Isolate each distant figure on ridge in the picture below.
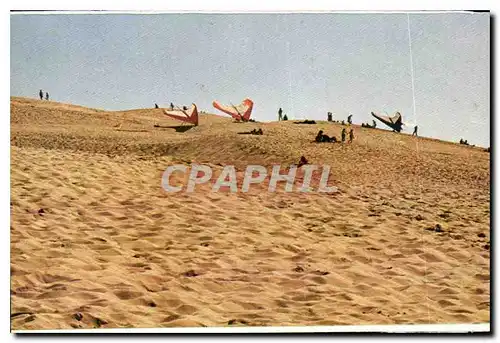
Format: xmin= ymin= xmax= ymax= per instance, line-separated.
xmin=347 ymin=114 xmax=352 ymax=125
xmin=349 ymin=128 xmax=354 ymax=143
xmin=155 ymin=103 xmax=159 ymax=109
xmin=341 ymin=128 xmax=346 ymax=143
xmin=327 ymin=112 xmax=333 ymax=122
xmin=170 ymin=102 xmax=174 ymax=110
xmin=372 ymin=120 xmax=377 ymax=128
xmin=39 ymin=89 xmax=43 ymax=100
xmin=45 ymin=92 xmax=49 ymax=101
xmin=412 ymin=125 xmax=418 ymax=136
xmin=278 ymin=108 xmax=283 ymax=121
xmin=283 ymin=114 xmax=288 ymax=121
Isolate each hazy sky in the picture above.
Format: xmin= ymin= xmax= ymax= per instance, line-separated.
xmin=11 ymin=12 xmax=490 ymax=147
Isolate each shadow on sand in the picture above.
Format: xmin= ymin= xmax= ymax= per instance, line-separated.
xmin=153 ymin=125 xmax=195 ymax=133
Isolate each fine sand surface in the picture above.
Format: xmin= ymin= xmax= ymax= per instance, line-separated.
xmin=11 ymin=97 xmax=490 ymax=330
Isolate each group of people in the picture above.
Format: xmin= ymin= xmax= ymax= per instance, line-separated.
xmin=249 ymin=128 xmax=263 ymax=135
xmin=38 ymin=89 xmax=49 ymax=101
xmin=459 ymin=138 xmax=470 ymax=145
xmin=238 ymin=128 xmax=263 ymax=135
xmin=315 ymin=127 xmax=354 ymax=144
xmin=278 ymin=108 xmax=288 ymax=121
xmin=327 ymin=112 xmax=353 ymax=125
xmin=361 ymin=120 xmax=377 ymax=128
xmin=154 ymin=102 xmax=178 ymax=110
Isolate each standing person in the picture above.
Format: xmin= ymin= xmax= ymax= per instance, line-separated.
xmin=278 ymin=108 xmax=283 ymax=121
xmin=412 ymin=125 xmax=418 ymax=136
xmin=45 ymin=92 xmax=49 ymax=101
xmin=349 ymin=128 xmax=354 ymax=143
xmin=347 ymin=114 xmax=352 ymax=125
xmin=327 ymin=112 xmax=332 ymax=122
xmin=341 ymin=128 xmax=346 ymax=143
xmin=155 ymin=103 xmax=159 ymax=109
xmin=170 ymin=102 xmax=174 ymax=110
xmin=39 ymin=89 xmax=43 ymax=100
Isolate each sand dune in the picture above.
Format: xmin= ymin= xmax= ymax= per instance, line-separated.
xmin=10 ymin=97 xmax=490 ymax=330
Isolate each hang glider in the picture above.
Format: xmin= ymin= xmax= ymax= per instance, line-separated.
xmin=371 ymin=111 xmax=403 ymax=132
xmin=163 ymin=103 xmax=199 ymax=126
xmin=212 ymin=98 xmax=254 ymax=122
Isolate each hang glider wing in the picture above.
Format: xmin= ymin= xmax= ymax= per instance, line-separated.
xmin=212 ymin=98 xmax=254 ymax=121
xmin=371 ymin=111 xmax=403 ymax=132
xmin=163 ymin=104 xmax=199 ymax=126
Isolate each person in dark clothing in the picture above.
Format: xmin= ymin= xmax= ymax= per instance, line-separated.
xmin=283 ymin=114 xmax=288 ymax=121
xmin=295 ymin=120 xmax=316 ymax=124
xmin=341 ymin=128 xmax=346 ymax=143
xmin=39 ymin=89 xmax=43 ymax=100
xmin=316 ymin=130 xmax=325 ymax=142
xmin=170 ymin=103 xmax=174 ymax=110
xmin=298 ymin=155 xmax=309 ymax=168
xmin=155 ymin=103 xmax=159 ymax=109
xmin=327 ymin=112 xmax=332 ymax=122
xmin=316 ymin=130 xmax=334 ymax=143
xmin=412 ymin=125 xmax=418 ymax=136
xmin=349 ymin=128 xmax=354 ymax=143
xmin=347 ymin=114 xmax=352 ymax=124
xmin=45 ymin=92 xmax=49 ymax=101
xmin=278 ymin=108 xmax=283 ymax=121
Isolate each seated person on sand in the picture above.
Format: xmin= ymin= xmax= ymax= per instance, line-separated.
xmin=241 ymin=128 xmax=263 ymax=135
xmin=315 ymin=130 xmax=336 ymax=143
xmin=295 ymin=119 xmax=317 ymax=124
xmin=298 ymin=155 xmax=309 ymax=167
xmin=315 ymin=130 xmax=325 ymax=142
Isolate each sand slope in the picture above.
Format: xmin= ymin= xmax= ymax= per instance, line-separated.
xmin=11 ymin=97 xmax=490 ymax=330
